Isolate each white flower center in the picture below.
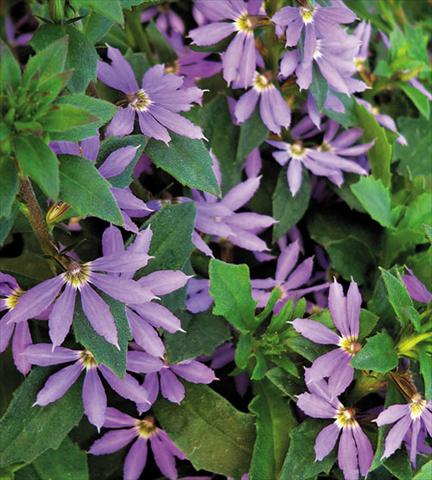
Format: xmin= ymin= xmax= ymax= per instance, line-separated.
xmin=300 ymin=7 xmax=315 ymax=24
xmin=290 ymin=142 xmax=306 ymax=159
xmin=335 ymin=406 xmax=358 ymax=429
xmin=135 ymin=417 xmax=157 ymax=438
xmin=129 ymin=89 xmax=152 ymax=112
xmin=339 ymin=336 xmax=362 ymax=356
xmin=409 ymin=394 xmax=427 ymax=420
xmin=234 ymin=11 xmax=253 ymax=34
xmin=64 ymin=262 xmax=90 ymax=289
xmin=253 ymin=73 xmax=273 ymax=92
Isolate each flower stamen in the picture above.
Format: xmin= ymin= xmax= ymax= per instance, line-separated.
xmin=135 ymin=416 xmax=157 ymax=438
xmin=128 ymin=89 xmax=152 ymax=112
xmin=64 ymin=261 xmax=90 ymax=289
xmin=335 ymin=406 xmax=358 ymax=429
xmin=339 ymin=337 xmax=362 ymax=356
xmin=80 ymin=350 xmax=98 ymax=370
xmin=409 ymin=394 xmax=427 ymax=420
xmin=5 ymin=287 xmax=24 ymax=310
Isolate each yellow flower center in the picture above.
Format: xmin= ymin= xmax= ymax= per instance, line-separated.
xmin=335 ymin=406 xmax=358 ymax=429
xmin=5 ymin=287 xmax=24 ymax=310
xmin=339 ymin=336 xmax=362 ymax=356
xmin=371 ymin=106 xmax=380 ymax=116
xmin=135 ymin=417 xmax=157 ymax=438
xmin=164 ymin=60 xmax=180 ymax=75
xmin=300 ymin=7 xmax=315 ymax=24
xmin=46 ymin=202 xmax=71 ymax=224
xmin=409 ymin=394 xmax=427 ymax=420
xmin=129 ymin=89 xmax=152 ymax=112
xmin=64 ymin=262 xmax=90 ymax=289
xmin=235 ymin=12 xmax=253 ymax=34
xmin=318 ymin=141 xmax=333 ymax=153
xmin=80 ymin=350 xmax=97 ymax=369
xmin=354 ymin=57 xmax=365 ymax=71
xmin=290 ymin=142 xmax=306 ymax=159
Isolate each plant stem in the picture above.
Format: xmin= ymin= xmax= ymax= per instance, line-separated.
xmin=18 ymin=178 xmax=61 ymax=261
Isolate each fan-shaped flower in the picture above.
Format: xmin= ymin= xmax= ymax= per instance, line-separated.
xmin=24 ymin=344 xmax=150 ymax=431
xmin=402 ymin=269 xmax=432 ymax=304
xmin=97 ymin=45 xmax=204 ymax=143
xmin=89 ymin=407 xmax=186 ymax=480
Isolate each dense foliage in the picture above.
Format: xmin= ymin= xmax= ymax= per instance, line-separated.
xmin=0 ymin=0 xmax=431 ymax=479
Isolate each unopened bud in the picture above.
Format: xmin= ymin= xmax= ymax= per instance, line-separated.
xmin=46 ymin=201 xmax=70 ymax=224
xmin=48 ymin=0 xmax=65 ymax=24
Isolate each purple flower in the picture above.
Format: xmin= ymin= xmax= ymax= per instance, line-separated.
xmin=126 ymin=348 xmax=216 ymax=409
xmin=0 ymin=273 xmax=32 ymax=375
xmin=352 ymin=21 xmax=372 ymax=65
xmin=292 ymin=279 xmax=363 ymax=398
xmin=375 ymin=394 xmax=432 ymax=466
xmin=235 ymin=72 xmax=291 ymax=133
xmin=252 ymin=239 xmax=329 ymax=310
xmin=141 ymin=5 xmax=185 ymax=36
xmin=186 ymin=278 xmax=212 ymax=313
xmin=4 ymin=228 xmax=155 ymax=349
xmin=5 ymin=14 xmax=33 ymax=47
xmin=272 ymin=0 xmax=356 ymax=48
xmin=89 ymin=407 xmax=186 ymax=480
xmin=97 ymin=46 xmax=204 ymax=143
xmin=24 ymin=344 xmax=150 ymax=430
xmin=267 ymin=117 xmax=370 ymax=195
xmin=402 ymin=269 xmax=432 ymax=304
xmin=51 ymin=135 xmax=151 ymax=232
xmin=189 ymin=0 xmax=264 ymax=88
xmin=297 ymin=375 xmax=373 ymax=480
xmin=101 ymin=225 xmax=190 ymax=358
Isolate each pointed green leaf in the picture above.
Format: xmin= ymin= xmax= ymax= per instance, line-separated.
xmin=40 ymin=104 xmax=98 ymax=133
xmin=0 ymin=40 xmax=21 ymax=90
xmin=209 ymin=259 xmax=257 ymax=333
xmin=351 ymin=332 xmax=399 ymax=373
xmin=59 ymin=155 xmax=123 ymax=224
xmin=0 ymin=158 xmax=18 ymax=218
xmin=400 ymin=83 xmax=430 ymax=120
xmin=71 ymin=0 xmax=124 ymax=26
xmin=15 ymin=136 xmax=59 ymax=199
xmin=146 ymin=134 xmax=220 ymax=195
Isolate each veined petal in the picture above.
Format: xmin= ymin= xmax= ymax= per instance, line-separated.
xmin=375 ymin=404 xmax=410 ymax=426
xmin=338 ymin=428 xmax=359 ymax=480
xmin=127 ymin=350 xmax=164 ymax=374
xmin=90 ymin=273 xmax=155 ymax=304
xmin=126 ymin=308 xmax=165 ymax=357
xmin=347 ymin=280 xmax=362 ymax=339
xmin=49 ymin=283 xmax=77 ymax=348
xmin=150 ymin=433 xmax=178 ymax=480
xmin=222 ymin=176 xmax=261 ymax=210
xmin=24 ymin=343 xmax=79 ymax=366
xmin=353 ymin=426 xmax=373 ymax=476
xmin=83 ymin=369 xmax=107 ymax=431
xmin=131 ymin=303 xmax=183 ymax=333
xmin=124 ymin=437 xmax=148 ymax=480
xmin=382 ymin=414 xmax=412 ymax=459
xmin=104 ymin=407 xmax=137 ymax=428
xmin=98 ymin=146 xmax=139 ymax=179
xmin=292 ymin=318 xmax=339 ymax=345
xmin=106 ymin=107 xmax=135 ymax=137
xmin=138 ymin=271 xmax=189 ymax=296
xmin=329 ymin=279 xmax=350 ymax=338
xmin=314 ymin=423 xmax=340 ymax=461
xmin=35 ymin=362 xmax=82 ymax=406
xmin=189 ymin=22 xmax=236 ymax=46
xmin=297 ymin=392 xmax=337 ymax=419
xmin=100 ymin=366 xmax=149 ymax=404
xmin=275 ymin=240 xmax=300 ymax=282
xmin=170 ymin=360 xmax=216 ymax=384
xmin=160 ymin=368 xmax=185 ymax=404
xmin=89 ymin=428 xmax=137 ymax=455
xmin=102 ymin=225 xmax=124 ymax=257
xmin=90 ymin=252 xmax=151 ymax=273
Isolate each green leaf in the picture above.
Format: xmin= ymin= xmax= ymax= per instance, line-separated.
xmin=381 ymin=268 xmax=420 ymax=331
xmin=40 ymin=104 xmax=97 ymax=133
xmin=351 ymin=176 xmax=393 ymax=228
xmin=279 ymin=419 xmax=336 ymax=480
xmin=265 ymin=367 xmax=304 ymax=401
xmin=0 ymin=40 xmax=21 ymax=91
xmin=154 ymin=384 xmax=256 ymax=478
xmin=272 ymin=169 xmax=310 ymax=241
xmin=359 ymin=309 xmax=379 ymax=340
xmin=236 ymin=108 xmax=268 ymax=164
xmin=96 ymin=135 xmax=147 ymax=188
xmin=31 ymin=24 xmax=98 ymax=93
xmin=165 ymin=311 xmax=231 ymax=363
xmin=136 ymin=203 xmax=196 ymax=276
xmin=355 ymin=103 xmax=392 ymax=187
xmin=0 ymin=158 xmax=18 ymax=218
xmin=71 ymin=0 xmax=124 ymax=26
xmin=383 ymin=450 xmax=413 ymax=480
xmin=0 ymin=204 xmax=18 ymax=247
xmin=235 ymin=333 xmax=253 ymax=369
xmin=59 ymin=155 xmax=123 ymax=225
xmin=351 ymin=332 xmax=399 ymax=373
xmin=400 ymin=83 xmax=430 ymax=120
xmin=23 ymin=36 xmax=69 ymax=85
xmin=395 ymin=117 xmax=432 ymax=177
xmin=200 ymin=96 xmax=240 ymax=192
xmin=251 ymin=350 xmax=268 ymax=380
xmin=413 ymin=460 xmax=432 ymax=480
xmin=18 ymin=436 xmax=89 ymax=480
xmin=146 ymin=133 xmax=219 ymax=195
xmin=249 ymin=380 xmax=296 ymax=480
xmin=83 ymin=12 xmax=114 ymax=44
xmin=15 ymin=136 xmax=59 ymax=199
xmin=73 ymin=293 xmax=131 ymax=378
xmin=146 ymin=21 xmax=177 ymax=63
xmin=51 ymin=95 xmax=117 ymax=141
xmin=0 ymin=368 xmax=83 ymax=468
xmin=286 ymin=335 xmax=328 ymax=363
xmin=209 ymin=259 xmax=257 ymax=333
xmin=419 ymin=346 xmax=432 ymax=400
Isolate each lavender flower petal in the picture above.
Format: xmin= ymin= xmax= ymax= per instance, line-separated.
xmin=160 ymin=368 xmax=185 ymax=403
xmin=83 ymin=368 xmax=107 ymax=431
xmin=89 ymin=428 xmax=137 ymax=455
xmin=292 ymin=319 xmax=340 ymax=345
xmin=124 ymin=437 xmax=148 ymax=480
xmin=314 ymin=423 xmax=340 ymax=460
xmin=35 ymin=362 xmax=83 ymax=406
xmin=49 ymin=283 xmax=77 ymax=348
xmin=24 ymin=343 xmax=79 ymax=366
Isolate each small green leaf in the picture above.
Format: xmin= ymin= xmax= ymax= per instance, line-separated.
xmin=272 ymin=169 xmax=310 ymax=241
xmin=15 ymin=136 xmax=59 ymax=199
xmin=351 ymin=332 xmax=399 ymax=373
xmin=310 ymin=64 xmax=328 ymax=111
xmin=165 ymin=311 xmax=231 ymax=363
xmin=359 ymin=309 xmax=379 ymax=340
xmin=73 ymin=294 xmax=131 ymax=378
xmin=209 ymin=259 xmax=257 ymax=333
xmin=381 ymin=268 xmax=420 ymax=331
xmin=154 ymin=384 xmax=256 ymax=478
xmin=59 ymin=155 xmax=123 ymax=225
xmin=383 ymin=450 xmax=413 ymax=480
xmin=351 ymin=176 xmax=393 ymax=228
xmin=96 ymin=135 xmax=147 ymax=188
xmin=31 ymin=24 xmax=98 ymax=93
xmin=0 ymin=40 xmax=21 ymax=90
xmin=279 ymin=419 xmax=336 ymax=480
xmin=0 ymin=368 xmax=83 ymax=468
xmin=236 ymin=108 xmax=268 ymax=165
xmin=235 ymin=333 xmax=253 ymax=369
xmin=355 ymin=103 xmax=392 ymax=187
xmin=145 ymin=133 xmax=220 ymax=195
xmin=71 ymin=0 xmax=124 ymax=26
xmin=413 ymin=460 xmax=432 ymax=480
xmin=419 ymin=346 xmax=432 ymax=400
xmin=51 ymin=95 xmax=117 ymax=141
xmin=265 ymin=367 xmax=304 ymax=401
xmin=0 ymin=158 xmax=18 ymax=218
xmin=400 ymin=83 xmax=430 ymax=119
xmin=249 ymin=380 xmax=296 ymax=480
xmin=251 ymin=350 xmax=268 ymax=380
xmin=40 ymin=104 xmax=98 ymax=133
xmin=22 ymin=436 xmax=89 ymax=480
xmin=136 ymin=203 xmax=196 ymax=276
xmin=0 ymin=204 xmax=18 ymax=247
xmin=24 ymin=36 xmax=69 ymax=85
